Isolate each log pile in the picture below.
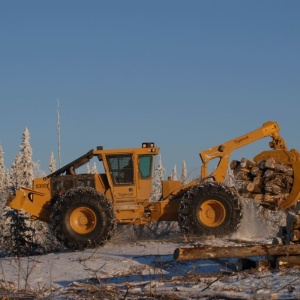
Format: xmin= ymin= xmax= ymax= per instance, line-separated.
xmin=230 ymin=157 xmax=294 ymax=209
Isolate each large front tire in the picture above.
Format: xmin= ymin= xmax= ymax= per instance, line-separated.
xmin=179 ymin=182 xmax=242 ymax=237
xmin=51 ymin=187 xmax=117 ymax=250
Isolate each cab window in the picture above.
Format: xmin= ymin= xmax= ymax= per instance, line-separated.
xmin=138 ymin=155 xmax=153 ymax=179
xmin=107 ymin=155 xmax=133 ymax=185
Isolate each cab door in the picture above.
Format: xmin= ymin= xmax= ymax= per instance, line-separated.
xmin=136 ymin=155 xmax=154 ymax=200
xmin=105 ymin=154 xmax=137 ymax=200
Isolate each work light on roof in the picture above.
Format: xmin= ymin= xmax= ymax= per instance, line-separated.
xmin=142 ymin=142 xmax=155 ymax=148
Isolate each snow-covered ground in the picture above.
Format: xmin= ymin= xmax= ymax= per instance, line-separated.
xmin=1 ymin=224 xmax=300 ymax=300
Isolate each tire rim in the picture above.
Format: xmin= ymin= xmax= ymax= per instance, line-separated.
xmin=70 ymin=206 xmax=97 ymax=234
xmin=198 ymin=200 xmax=226 ymax=227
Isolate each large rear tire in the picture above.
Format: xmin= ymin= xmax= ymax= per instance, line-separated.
xmin=179 ymin=182 xmax=242 ymax=237
xmin=51 ymin=187 xmax=117 ymax=250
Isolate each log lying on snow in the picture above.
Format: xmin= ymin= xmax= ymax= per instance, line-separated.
xmin=231 ymin=157 xmax=294 ymax=209
xmin=174 ymin=244 xmax=300 ymax=261
xmin=277 ymin=256 xmax=300 ymax=269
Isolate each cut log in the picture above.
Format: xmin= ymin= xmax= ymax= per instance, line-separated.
xmin=240 ymin=158 xmax=256 ymax=169
xmin=263 ymin=169 xmax=275 ymax=180
xmin=253 ymin=176 xmax=263 ymax=188
xmin=257 ymin=160 xmax=266 ymax=170
xmin=246 ymin=182 xmax=255 ymax=192
xmin=265 ymin=158 xmax=293 ymax=176
xmin=246 ymin=182 xmax=262 ymax=194
xmin=231 ymin=156 xmax=294 ymax=211
xmin=174 ymin=244 xmax=300 ymax=261
xmin=239 ymin=191 xmax=258 ymax=199
xmin=276 ymin=163 xmax=293 ymax=176
xmin=265 ymin=157 xmax=277 ymax=169
xmin=276 ymin=256 xmax=300 ymax=270
xmin=264 ymin=181 xmax=284 ymax=195
xmin=236 ymin=180 xmax=253 ymax=195
xmin=285 ymin=176 xmax=294 ymax=185
xmin=253 ymin=194 xmax=264 ymax=203
xmin=263 ymin=193 xmax=278 ymax=203
xmin=235 ymin=169 xmax=252 ymax=181
xmin=272 ymin=175 xmax=288 ymax=189
xmin=230 ymin=160 xmax=240 ymax=170
xmin=256 ymin=259 xmax=271 ymax=272
xmin=251 ymin=166 xmax=263 ymax=177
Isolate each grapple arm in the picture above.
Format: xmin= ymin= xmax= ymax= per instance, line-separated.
xmin=199 ymin=121 xmax=288 ymax=182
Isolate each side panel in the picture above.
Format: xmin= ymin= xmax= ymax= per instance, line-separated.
xmin=150 ymin=199 xmax=180 ymax=221
xmin=161 ymin=180 xmax=183 ymax=200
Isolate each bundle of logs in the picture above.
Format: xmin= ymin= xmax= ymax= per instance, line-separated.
xmin=230 ymin=157 xmax=294 ymax=209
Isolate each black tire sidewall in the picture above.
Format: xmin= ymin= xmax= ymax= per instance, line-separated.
xmin=51 ymin=187 xmax=116 ymax=249
xmin=179 ymin=183 xmax=242 ymax=236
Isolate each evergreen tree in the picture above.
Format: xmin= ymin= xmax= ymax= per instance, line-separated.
xmin=1 ymin=208 xmax=40 ymax=256
xmin=0 ymin=145 xmax=6 ymax=244
xmin=33 ymin=160 xmax=46 ymax=178
xmin=49 ymin=152 xmax=56 ymax=174
xmin=10 ymin=152 xmax=22 ymax=189
xmin=86 ymin=165 xmax=91 ymax=174
xmin=171 ymin=165 xmax=178 ymax=181
xmin=19 ymin=127 xmax=34 ymax=188
xmin=0 ymin=145 xmax=5 ymax=195
xmin=151 ymin=155 xmax=166 ymax=201
xmin=4 ymin=172 xmax=11 ymax=191
xmin=2 ymin=128 xmax=59 ymax=256
xmin=181 ymin=160 xmax=188 ymax=184
xmin=91 ymin=162 xmax=98 ymax=174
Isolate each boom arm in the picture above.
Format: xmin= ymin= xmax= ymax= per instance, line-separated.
xmin=45 ymin=149 xmax=95 ymax=178
xmin=199 ymin=121 xmax=288 ymax=182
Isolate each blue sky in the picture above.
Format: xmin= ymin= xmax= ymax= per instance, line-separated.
xmin=1 ymin=1 xmax=299 ymax=179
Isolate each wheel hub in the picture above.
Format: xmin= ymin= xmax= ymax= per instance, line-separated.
xmin=78 ymin=215 xmax=88 ymax=226
xmin=199 ymin=199 xmax=226 ymax=227
xmin=70 ymin=206 xmax=97 ymax=234
xmin=205 ymin=208 xmax=216 ymax=219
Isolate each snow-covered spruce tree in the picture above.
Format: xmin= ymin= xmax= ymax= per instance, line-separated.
xmin=2 ymin=129 xmax=37 ymax=255
xmin=9 ymin=152 xmax=22 ymax=190
xmin=0 ymin=146 xmax=13 ymax=229
xmin=91 ymin=162 xmax=98 ymax=174
xmin=4 ymin=172 xmax=11 ymax=194
xmin=181 ymin=160 xmax=188 ymax=185
xmin=0 ymin=145 xmax=7 ymax=252
xmin=2 ymin=128 xmax=59 ymax=256
xmin=171 ymin=165 xmax=178 ymax=181
xmin=33 ymin=160 xmax=46 ymax=178
xmin=150 ymin=154 xmax=166 ymax=201
xmin=0 ymin=145 xmax=5 ymax=197
xmin=19 ymin=127 xmax=34 ymax=188
xmin=86 ymin=164 xmax=91 ymax=174
xmin=49 ymin=152 xmax=56 ymax=174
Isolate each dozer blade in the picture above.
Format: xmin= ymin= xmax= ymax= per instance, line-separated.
xmin=6 ymin=187 xmax=49 ymax=222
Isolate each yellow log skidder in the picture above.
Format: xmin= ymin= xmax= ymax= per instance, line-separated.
xmin=7 ymin=122 xmax=300 ymax=250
